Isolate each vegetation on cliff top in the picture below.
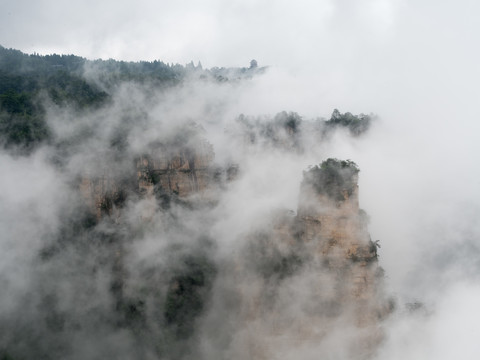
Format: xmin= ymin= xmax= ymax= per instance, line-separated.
xmin=303 ymin=158 xmax=360 ymax=201
xmin=325 ymin=109 xmax=372 ymax=136
xmin=234 ymin=109 xmax=372 ymax=153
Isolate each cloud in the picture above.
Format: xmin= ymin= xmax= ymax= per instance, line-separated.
xmin=374 ymin=282 xmax=480 ymax=360
xmin=2 ymin=0 xmax=480 ymax=358
xmin=0 ymin=150 xmax=68 ymax=314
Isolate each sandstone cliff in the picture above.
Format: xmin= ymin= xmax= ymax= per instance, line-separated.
xmin=226 ymin=159 xmax=392 ymax=359
xmin=136 ymin=139 xmax=214 ymax=198
xmin=79 ymin=137 xmax=216 ymax=219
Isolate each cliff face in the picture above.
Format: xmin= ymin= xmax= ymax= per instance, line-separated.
xmin=136 ymin=139 xmax=214 ymax=197
xmin=228 ymin=160 xmax=391 ymax=359
xmin=79 ymin=138 xmax=216 ymax=219
xmin=297 ymin=166 xmax=390 ymax=325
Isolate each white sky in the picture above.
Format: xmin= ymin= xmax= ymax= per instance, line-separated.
xmin=0 ymin=0 xmax=475 ymax=68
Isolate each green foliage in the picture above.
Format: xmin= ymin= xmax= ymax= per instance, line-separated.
xmin=164 ymin=254 xmax=216 ymax=339
xmin=235 ymin=111 xmax=303 ymax=150
xmin=0 ymin=88 xmax=50 ymax=149
xmin=98 ymin=188 xmax=128 ymax=215
xmin=273 ymin=111 xmax=302 ymax=133
xmin=347 ymin=239 xmax=379 ymax=264
xmin=0 ymin=46 xmax=268 ymax=152
xmin=325 ymin=109 xmax=372 ymax=136
xmin=0 ymin=71 xmax=37 ymax=96
xmin=0 ymin=47 xmax=108 ymax=149
xmin=0 ymin=108 xmax=50 ymax=150
xmin=209 ymin=60 xmax=267 ymax=82
xmin=88 ymin=58 xmax=182 ymax=88
xmin=367 ymin=239 xmax=380 ymax=262
xmin=248 ymin=231 xmax=305 ymax=281
xmin=121 ymin=298 xmax=147 ymax=330
xmin=46 ymin=71 xmax=108 ymax=109
xmin=0 ymin=90 xmax=36 ymax=115
xmin=0 ymin=352 xmax=21 ymax=360
xmin=303 ymin=158 xmax=359 ymax=201
xmin=260 ymin=251 xmax=303 ymax=280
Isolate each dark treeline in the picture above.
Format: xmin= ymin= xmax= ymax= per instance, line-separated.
xmin=0 ymin=46 xmax=369 ymax=153
xmin=0 ymin=46 xmax=265 ymax=151
xmin=233 ymin=109 xmax=373 ymax=153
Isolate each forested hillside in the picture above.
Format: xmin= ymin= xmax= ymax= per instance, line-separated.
xmin=0 ymin=46 xmax=267 ymax=151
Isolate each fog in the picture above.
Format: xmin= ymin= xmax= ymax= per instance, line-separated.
xmin=2 ymin=0 xmax=480 ymax=358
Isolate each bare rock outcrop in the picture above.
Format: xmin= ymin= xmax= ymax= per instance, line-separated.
xmin=136 ymin=139 xmax=214 ymax=197
xmin=231 ymin=159 xmax=392 ymax=359
xmin=79 ymin=137 xmax=216 ymax=219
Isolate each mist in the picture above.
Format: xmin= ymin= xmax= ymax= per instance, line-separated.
xmin=2 ymin=0 xmax=480 ymax=359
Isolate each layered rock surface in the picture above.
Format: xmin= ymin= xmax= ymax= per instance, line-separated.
xmin=136 ymin=139 xmax=214 ymax=197
xmin=79 ymin=137 xmax=216 ymax=219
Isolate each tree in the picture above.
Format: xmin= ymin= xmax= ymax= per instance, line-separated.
xmin=303 ymin=158 xmax=360 ymax=201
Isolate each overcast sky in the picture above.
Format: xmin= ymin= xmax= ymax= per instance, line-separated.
xmin=2 ymin=1 xmax=480 ymax=357
xmin=0 ymin=0 xmax=476 ymax=67
xmin=2 ymin=0 xmax=479 ymax=116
